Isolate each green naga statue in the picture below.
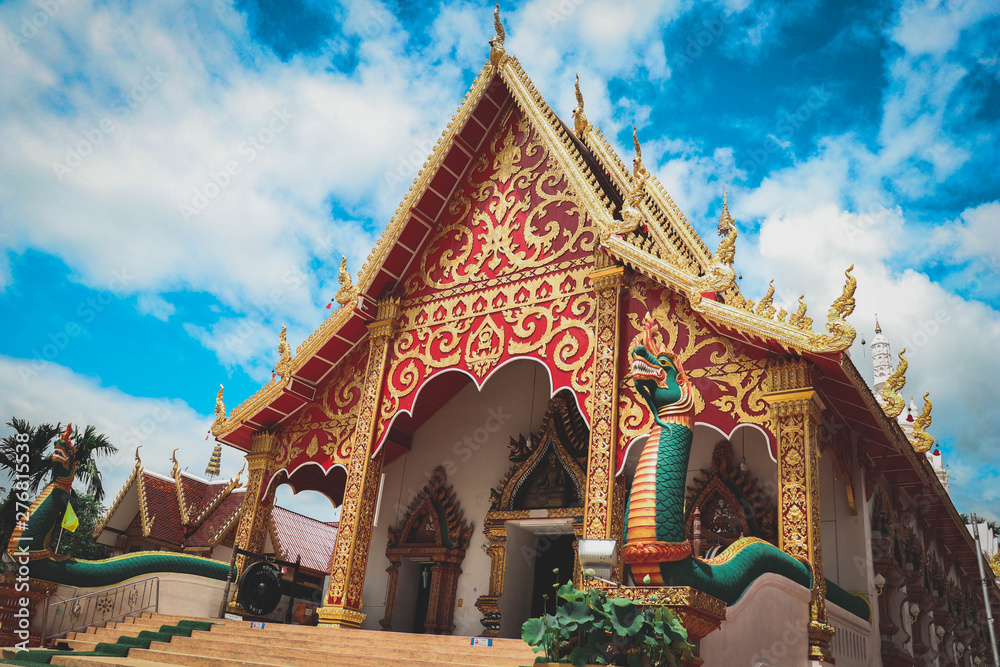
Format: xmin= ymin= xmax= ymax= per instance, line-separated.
xmin=7 ymin=425 xmax=230 ymax=587
xmin=622 ymin=315 xmax=868 ymax=619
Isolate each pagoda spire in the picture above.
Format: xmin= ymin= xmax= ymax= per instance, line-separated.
xmin=871 ymin=316 xmax=893 ymax=393
xmin=205 ymin=441 xmax=222 ymax=481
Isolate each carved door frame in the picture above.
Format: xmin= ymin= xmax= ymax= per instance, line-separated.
xmin=379 ymin=467 xmax=472 ymax=635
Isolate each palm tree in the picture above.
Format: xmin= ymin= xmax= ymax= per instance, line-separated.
xmin=70 ymin=424 xmax=117 ymax=502
xmin=0 ymin=419 xmax=118 ymax=555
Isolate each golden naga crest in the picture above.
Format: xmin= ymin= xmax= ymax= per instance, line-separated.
xmin=273 ymin=324 xmax=293 ymax=379
xmin=210 ymin=384 xmax=227 ymax=436
xmin=879 ymin=348 xmax=907 ymax=419
xmin=489 ymin=3 xmax=507 ymax=67
xmin=334 ymin=256 xmax=358 ymax=306
xmin=573 ymin=74 xmax=591 ymax=138
xmin=603 ymin=127 xmax=649 ymax=241
xmin=693 ymin=192 xmax=737 ymax=294
xmin=911 ymin=392 xmax=934 ymax=453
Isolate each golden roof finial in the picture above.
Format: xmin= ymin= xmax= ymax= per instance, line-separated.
xmin=788 ymin=295 xmax=812 ymax=330
xmin=603 ymin=126 xmax=650 ymax=241
xmin=808 ymin=266 xmax=858 ymax=352
xmin=573 ymin=74 xmax=591 ymax=138
xmin=911 ymin=392 xmax=934 ymax=453
xmin=210 ymin=384 xmax=227 ymax=436
xmin=880 ymin=348 xmax=907 ymax=418
xmin=755 ymin=280 xmax=776 ymax=319
xmin=632 ymin=126 xmax=646 ymax=179
xmin=489 ymin=3 xmax=507 ymax=66
xmin=718 ymin=186 xmax=733 ymax=237
xmin=875 ymin=314 xmax=881 ymax=334
xmin=134 ymin=446 xmax=142 ymax=468
xmin=274 ymin=324 xmax=292 ymax=379
xmin=334 ymin=256 xmax=357 ymax=306
xmin=170 ymin=448 xmax=180 ymax=477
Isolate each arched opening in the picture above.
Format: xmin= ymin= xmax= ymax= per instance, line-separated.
xmin=361 ymin=357 xmax=562 ymax=638
xmin=256 ymin=466 xmax=343 ymax=625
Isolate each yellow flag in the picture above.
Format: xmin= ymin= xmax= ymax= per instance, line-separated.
xmin=61 ymin=502 xmax=79 ymax=533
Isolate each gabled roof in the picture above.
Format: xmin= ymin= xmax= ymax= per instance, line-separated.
xmin=93 ymin=451 xmax=243 ymax=547
xmin=210 ymin=34 xmax=856 ymax=450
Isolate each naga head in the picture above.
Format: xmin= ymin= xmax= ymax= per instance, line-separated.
xmin=51 ymin=423 xmax=78 ymax=485
xmin=630 ymin=314 xmax=691 ymax=424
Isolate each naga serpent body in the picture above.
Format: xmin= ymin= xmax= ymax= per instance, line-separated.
xmin=622 ymin=315 xmax=868 ymax=620
xmin=7 ymin=426 xmax=230 ymax=587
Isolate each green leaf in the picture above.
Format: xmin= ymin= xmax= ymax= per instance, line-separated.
xmin=522 ymin=617 xmax=546 ymax=646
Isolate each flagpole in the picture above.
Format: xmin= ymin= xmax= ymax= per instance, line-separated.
xmin=54 ymin=525 xmax=65 ymax=554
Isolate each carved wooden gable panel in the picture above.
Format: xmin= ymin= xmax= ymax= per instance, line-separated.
xmin=388 ymin=466 xmax=473 ymax=552
xmin=373 ymin=103 xmax=600 ymax=454
xmin=618 ymin=280 xmax=775 ymax=473
xmin=490 ymin=392 xmax=589 ymax=512
xmin=272 ymin=343 xmax=369 ymax=473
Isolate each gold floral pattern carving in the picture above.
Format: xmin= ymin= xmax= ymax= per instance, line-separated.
xmin=618 ymin=282 xmax=773 ymax=456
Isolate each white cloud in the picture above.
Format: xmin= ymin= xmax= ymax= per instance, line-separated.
xmin=0 ymin=355 xmax=329 ymax=517
xmin=136 ymin=293 xmax=176 ymax=321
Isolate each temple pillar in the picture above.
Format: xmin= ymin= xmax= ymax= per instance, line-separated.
xmin=317 ymin=297 xmax=400 ymax=628
xmin=763 ymin=358 xmax=835 ymax=663
xmin=227 ymin=429 xmax=279 ymax=614
xmin=583 ymin=255 xmax=625 ymax=552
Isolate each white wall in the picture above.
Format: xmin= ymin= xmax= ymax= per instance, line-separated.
xmin=359 ymin=359 xmax=552 ymax=636
xmin=700 ymin=573 xmax=811 ymax=667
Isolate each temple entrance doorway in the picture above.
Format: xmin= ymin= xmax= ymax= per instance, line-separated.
xmin=529 ymin=534 xmax=576 ymax=618
xmin=413 ymin=563 xmax=432 ymax=633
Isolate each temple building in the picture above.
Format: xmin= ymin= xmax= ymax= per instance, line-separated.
xmin=205 ymin=13 xmax=1000 ymax=666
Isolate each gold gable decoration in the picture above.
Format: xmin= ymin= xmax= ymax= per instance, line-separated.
xmin=387 ymin=466 xmax=472 ymax=551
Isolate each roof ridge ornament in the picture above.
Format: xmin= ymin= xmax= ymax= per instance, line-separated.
xmin=692 ymin=189 xmax=737 ymax=294
xmin=573 ymin=74 xmax=591 ymax=138
xmin=334 ymin=256 xmax=357 ymax=306
xmin=600 ymin=126 xmax=649 ymax=241
xmin=489 ymin=3 xmax=507 ymax=67
xmin=880 ymin=347 xmax=907 ymax=418
xmin=210 ymin=384 xmax=227 ymax=437
xmin=273 ymin=324 xmax=292 ymax=379
xmin=911 ymin=392 xmax=934 ymax=453
xmin=807 ymin=265 xmax=857 ymax=353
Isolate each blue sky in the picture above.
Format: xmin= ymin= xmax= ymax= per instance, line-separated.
xmin=0 ymin=0 xmax=998 ymax=522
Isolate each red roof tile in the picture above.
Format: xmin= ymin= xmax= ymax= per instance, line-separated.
xmin=270 ymin=506 xmax=338 ymax=574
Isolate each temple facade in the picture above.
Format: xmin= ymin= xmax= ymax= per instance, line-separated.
xmin=208 ymin=16 xmax=1000 ymax=666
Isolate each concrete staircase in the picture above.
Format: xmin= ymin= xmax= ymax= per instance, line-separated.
xmin=6 ymin=613 xmax=538 ymax=666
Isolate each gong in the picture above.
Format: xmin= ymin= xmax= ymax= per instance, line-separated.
xmin=238 ymin=561 xmax=283 ymax=616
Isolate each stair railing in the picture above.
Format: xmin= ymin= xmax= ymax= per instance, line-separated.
xmin=43 ymin=576 xmax=159 ymax=645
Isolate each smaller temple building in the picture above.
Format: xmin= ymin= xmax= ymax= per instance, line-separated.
xmin=93 ymin=451 xmax=338 ymax=623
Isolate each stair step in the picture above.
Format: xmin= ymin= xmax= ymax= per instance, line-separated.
xmin=47 ymin=613 xmax=537 ymax=667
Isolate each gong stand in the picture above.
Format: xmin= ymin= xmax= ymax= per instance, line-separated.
xmin=221 ymin=547 xmax=301 ymax=623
